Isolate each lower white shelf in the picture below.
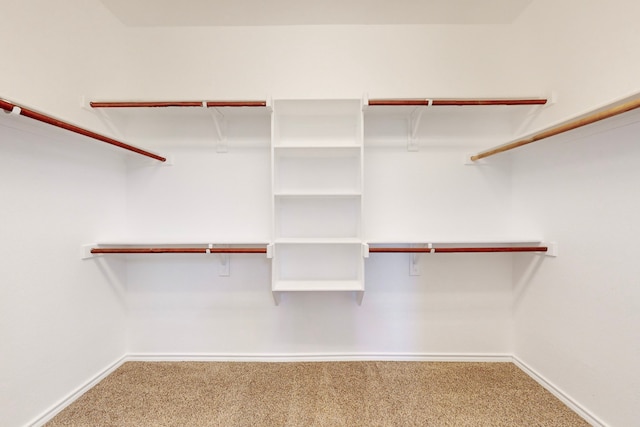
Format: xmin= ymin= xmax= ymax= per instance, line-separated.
xmin=272 ymin=280 xmax=364 ymax=292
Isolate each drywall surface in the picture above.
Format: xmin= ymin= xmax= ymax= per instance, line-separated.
xmin=124 ymin=117 xmax=516 ymax=356
xmin=511 ymin=0 xmax=640 ymax=133
xmin=364 ymin=145 xmax=515 ymax=241
xmin=126 ymin=251 xmax=514 ymax=356
xmin=105 ymin=0 xmax=640 ymax=136
xmin=3 ymin=1 xmax=640 ymax=150
xmin=2 ymin=0 xmax=640 ymax=421
xmin=0 ymin=0 xmax=128 ymax=133
xmin=0 ymin=118 xmax=128 ymax=427
xmin=510 ymin=119 xmax=640 ymax=425
xmin=116 ymin=24 xmax=530 ymax=101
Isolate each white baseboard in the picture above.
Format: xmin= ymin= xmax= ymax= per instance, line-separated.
xmin=512 ymin=356 xmax=605 ymax=427
xmin=28 ymin=355 xmax=126 ymax=427
xmin=27 ymin=353 xmax=600 ymax=427
xmin=125 ymin=352 xmax=513 ymax=363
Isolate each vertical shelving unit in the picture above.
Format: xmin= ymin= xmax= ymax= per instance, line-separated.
xmin=271 ymin=99 xmax=365 ymax=304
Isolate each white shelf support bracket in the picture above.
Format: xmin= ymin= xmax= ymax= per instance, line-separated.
xmin=409 ymin=243 xmax=427 ymax=276
xmin=511 ymin=92 xmax=557 ymax=139
xmin=81 ymin=243 xmax=99 ymax=260
xmin=205 ymin=103 xmax=227 ymax=153
xmin=272 ymin=291 xmax=282 ymax=306
xmin=268 ymin=244 xmax=277 ymax=305
xmin=464 ymin=153 xmax=487 ymax=166
xmin=362 ymin=243 xmax=370 ymax=258
xmin=361 ymin=93 xmax=369 ymax=112
xmin=356 ymin=291 xmax=365 ymax=305
xmin=407 ymin=107 xmax=426 ymax=152
xmin=96 ymin=108 xmax=124 ymax=141
xmin=542 ymin=241 xmax=558 ymax=257
xmin=213 ymin=245 xmax=230 ymax=276
xmin=81 ymin=95 xmax=125 ymax=140
xmin=266 ymin=244 xmax=274 ymax=259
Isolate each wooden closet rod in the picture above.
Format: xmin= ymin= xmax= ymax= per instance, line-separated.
xmin=368 ymin=98 xmax=547 ymax=107
xmin=0 ymin=99 xmax=166 ymax=162
xmin=91 ymin=247 xmax=267 ymax=254
xmin=369 ymin=246 xmax=547 ymax=253
xmin=89 ymin=101 xmax=268 ymax=108
xmin=471 ymin=96 xmax=640 ymax=161
xmin=93 ymin=246 xmax=546 ymax=255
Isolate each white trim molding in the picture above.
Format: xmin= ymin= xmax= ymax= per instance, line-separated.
xmin=28 ymin=353 xmax=602 ymax=426
xmin=125 ymin=352 xmax=513 ymax=363
xmin=28 ymin=356 xmax=126 ymax=427
xmin=512 ymin=356 xmax=606 ymax=427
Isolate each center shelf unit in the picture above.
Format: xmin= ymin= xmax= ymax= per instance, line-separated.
xmin=271 ymin=100 xmax=365 ymax=303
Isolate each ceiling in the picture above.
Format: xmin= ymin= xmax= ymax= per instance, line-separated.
xmin=98 ymin=0 xmax=533 ymax=26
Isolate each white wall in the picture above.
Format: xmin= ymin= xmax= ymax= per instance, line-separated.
xmin=123 ymin=127 xmax=516 ymax=356
xmin=3 ymin=0 xmax=640 ymax=424
xmin=0 ymin=0 xmax=128 ymax=133
xmin=511 ymin=0 xmax=640 ymax=133
xmin=126 ymin=252 xmax=514 ymax=356
xmin=510 ymin=118 xmax=640 ymax=426
xmin=0 ymin=117 xmax=128 ymax=427
xmin=114 ymin=24 xmax=531 ymax=101
xmin=0 ymin=3 xmax=131 ymax=425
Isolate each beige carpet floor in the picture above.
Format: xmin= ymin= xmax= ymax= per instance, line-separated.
xmin=47 ymin=361 xmax=588 ymax=426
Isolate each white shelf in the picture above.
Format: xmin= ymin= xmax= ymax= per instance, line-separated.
xmin=274 ymin=192 xmax=361 ymax=198
xmin=92 ymin=239 xmax=271 ymax=246
xmin=365 ymin=238 xmax=544 ymax=245
xmin=87 ymin=103 xmax=271 ymax=147
xmin=364 ymin=102 xmax=546 ymax=145
xmin=274 ymin=144 xmax=362 ymax=149
xmin=273 ymin=280 xmax=364 ymax=292
xmin=275 ymin=238 xmax=361 ymax=244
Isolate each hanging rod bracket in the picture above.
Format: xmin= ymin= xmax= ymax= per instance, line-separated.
xmin=541 ymin=241 xmax=558 ymax=257
xmin=464 ymin=153 xmax=487 ymax=165
xmin=83 ymin=94 xmax=125 ymax=141
xmin=81 ymin=243 xmax=100 ymax=260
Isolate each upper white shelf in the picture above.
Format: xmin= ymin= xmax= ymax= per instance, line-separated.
xmin=365 ymin=237 xmax=545 ymax=245
xmin=274 ymin=191 xmax=362 ymax=197
xmin=273 ymin=143 xmax=362 ymax=149
xmin=87 ymin=100 xmax=272 ymax=146
xmin=91 ymin=239 xmax=271 ymax=246
xmin=272 ymin=279 xmax=364 ymax=292
xmin=275 ymin=237 xmax=362 ymax=244
xmin=364 ymin=97 xmax=549 ymax=146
